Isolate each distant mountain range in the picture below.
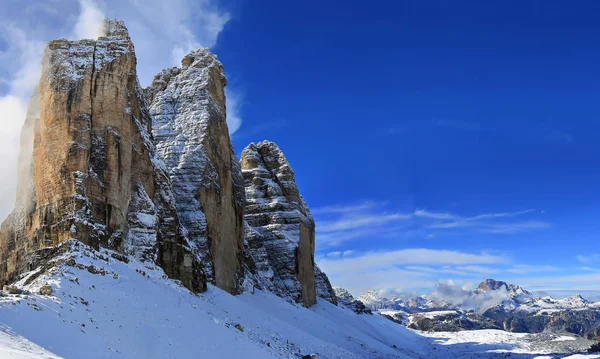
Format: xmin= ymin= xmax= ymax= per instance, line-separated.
xmin=343 ymin=279 xmax=600 ymax=339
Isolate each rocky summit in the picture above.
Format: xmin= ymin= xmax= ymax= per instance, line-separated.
xmin=147 ymin=48 xmax=244 ymax=295
xmin=0 ymin=19 xmax=334 ymax=308
xmin=241 ymin=140 xmax=336 ymax=307
xmin=0 ymin=19 xmax=203 ymax=293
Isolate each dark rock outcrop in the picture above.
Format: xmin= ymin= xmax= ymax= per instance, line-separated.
xmin=408 ymin=311 xmax=501 ymax=332
xmin=0 ymin=20 xmax=204 ymax=293
xmin=148 ymin=49 xmax=244 ymax=295
xmin=334 ymin=287 xmax=371 ymax=314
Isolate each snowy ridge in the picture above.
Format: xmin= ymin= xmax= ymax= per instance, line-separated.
xmin=0 ymin=243 xmax=597 ymax=358
xmin=1 ymin=242 xmax=597 ymax=358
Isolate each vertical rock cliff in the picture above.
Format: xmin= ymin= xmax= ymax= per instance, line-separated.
xmin=0 ymin=20 xmax=204 ymax=293
xmin=0 ymin=18 xmax=337 ymax=306
xmin=241 ymin=140 xmax=336 ymax=307
xmin=147 ymin=49 xmax=245 ymax=295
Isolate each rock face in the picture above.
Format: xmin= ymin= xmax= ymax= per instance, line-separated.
xmin=241 ymin=141 xmax=334 ymax=307
xmin=408 ymin=311 xmax=501 ymax=332
xmin=0 ymin=20 xmax=204 ymax=293
xmin=0 ymin=19 xmax=338 ymax=306
xmin=476 ymin=279 xmax=532 ymax=300
xmin=315 ymin=264 xmax=337 ymax=304
xmin=333 ymin=287 xmax=371 ymax=314
xmin=147 ymin=49 xmax=244 ymax=295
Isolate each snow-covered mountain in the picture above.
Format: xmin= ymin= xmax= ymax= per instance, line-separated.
xmin=357 ymin=289 xmax=453 ymax=313
xmin=360 ymin=279 xmax=597 ymax=315
xmin=333 ymin=287 xmax=372 ymax=314
xmin=357 ymin=279 xmax=600 ymax=340
xmin=0 ymin=241 xmax=597 ymax=358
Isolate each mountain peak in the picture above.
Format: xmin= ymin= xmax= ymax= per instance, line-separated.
xmin=477 ymin=279 xmax=509 ymax=292
xmin=101 ymin=19 xmax=130 ymax=40
xmin=476 ymin=279 xmax=531 ymax=296
xmin=180 ymin=48 xmax=222 ymax=70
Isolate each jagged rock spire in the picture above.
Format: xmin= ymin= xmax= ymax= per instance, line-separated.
xmin=147 ymin=48 xmax=245 ymax=295
xmin=241 ymin=140 xmax=336 ymax=307
xmin=0 ymin=19 xmax=204 ymax=293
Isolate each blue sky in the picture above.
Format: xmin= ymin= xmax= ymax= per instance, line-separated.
xmin=2 ymin=0 xmax=600 ymax=296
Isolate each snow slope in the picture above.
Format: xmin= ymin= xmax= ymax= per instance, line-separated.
xmin=0 ymin=241 xmax=598 ymax=358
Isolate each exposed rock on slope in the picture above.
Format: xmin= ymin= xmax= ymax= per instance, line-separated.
xmin=0 ymin=20 xmax=204 ymax=293
xmin=334 ymin=287 xmax=371 ymax=314
xmin=148 ymin=49 xmax=244 ymax=295
xmin=315 ymin=264 xmax=337 ymax=304
xmin=358 ymin=290 xmax=443 ymax=313
xmin=408 ymin=311 xmax=501 ymax=332
xmin=241 ymin=141 xmax=335 ymax=307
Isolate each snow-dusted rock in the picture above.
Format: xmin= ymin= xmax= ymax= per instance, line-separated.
xmin=476 ymin=279 xmax=534 ymax=305
xmin=148 ymin=48 xmax=245 ymax=295
xmin=408 ymin=310 xmax=500 ymax=332
xmin=334 ymin=287 xmax=371 ymax=314
xmin=358 ymin=290 xmax=445 ymax=313
xmin=241 ymin=140 xmax=335 ymax=307
xmin=0 ymin=20 xmax=204 ymax=294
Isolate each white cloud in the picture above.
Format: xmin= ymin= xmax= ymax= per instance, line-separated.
xmin=73 ymin=0 xmax=104 ymax=39
xmin=428 ymin=281 xmax=510 ymax=314
xmin=103 ymin=0 xmax=230 ymax=84
xmin=318 ymin=248 xmax=507 ymax=294
xmin=0 ymin=0 xmax=238 ymax=221
xmin=0 ymin=25 xmax=45 ymax=221
xmin=404 ymin=266 xmax=469 ymax=276
xmin=312 ymin=201 xmax=379 ymax=215
xmin=225 ymin=88 xmax=242 ymax=134
xmin=319 ymin=213 xmax=412 ymax=233
xmin=455 ymin=265 xmax=498 ymax=274
xmin=420 ymin=209 xmax=548 ymax=234
xmin=413 ymin=209 xmax=458 ymax=220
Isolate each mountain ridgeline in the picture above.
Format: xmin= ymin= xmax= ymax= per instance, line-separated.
xmin=356 ymin=279 xmax=600 ymax=339
xmin=0 ymin=19 xmax=335 ymax=308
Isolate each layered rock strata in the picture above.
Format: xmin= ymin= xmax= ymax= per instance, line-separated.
xmin=241 ymin=141 xmax=335 ymax=307
xmin=147 ymin=49 xmax=245 ymax=295
xmin=0 ymin=20 xmax=204 ymax=293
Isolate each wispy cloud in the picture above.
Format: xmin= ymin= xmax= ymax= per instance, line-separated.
xmin=73 ymin=0 xmax=105 ymax=39
xmin=312 ymin=201 xmax=380 ymax=215
xmin=318 ymin=248 xmax=507 ymax=294
xmin=225 ymin=88 xmax=242 ymax=134
xmin=417 ymin=208 xmax=549 ymax=234
xmin=319 ymin=213 xmax=412 ymax=233
xmin=428 ymin=281 xmax=511 ymax=314
xmin=319 ymin=248 xmax=506 ymax=274
xmin=315 ymin=201 xmax=548 ymax=247
xmin=576 ymin=254 xmax=600 ymax=264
